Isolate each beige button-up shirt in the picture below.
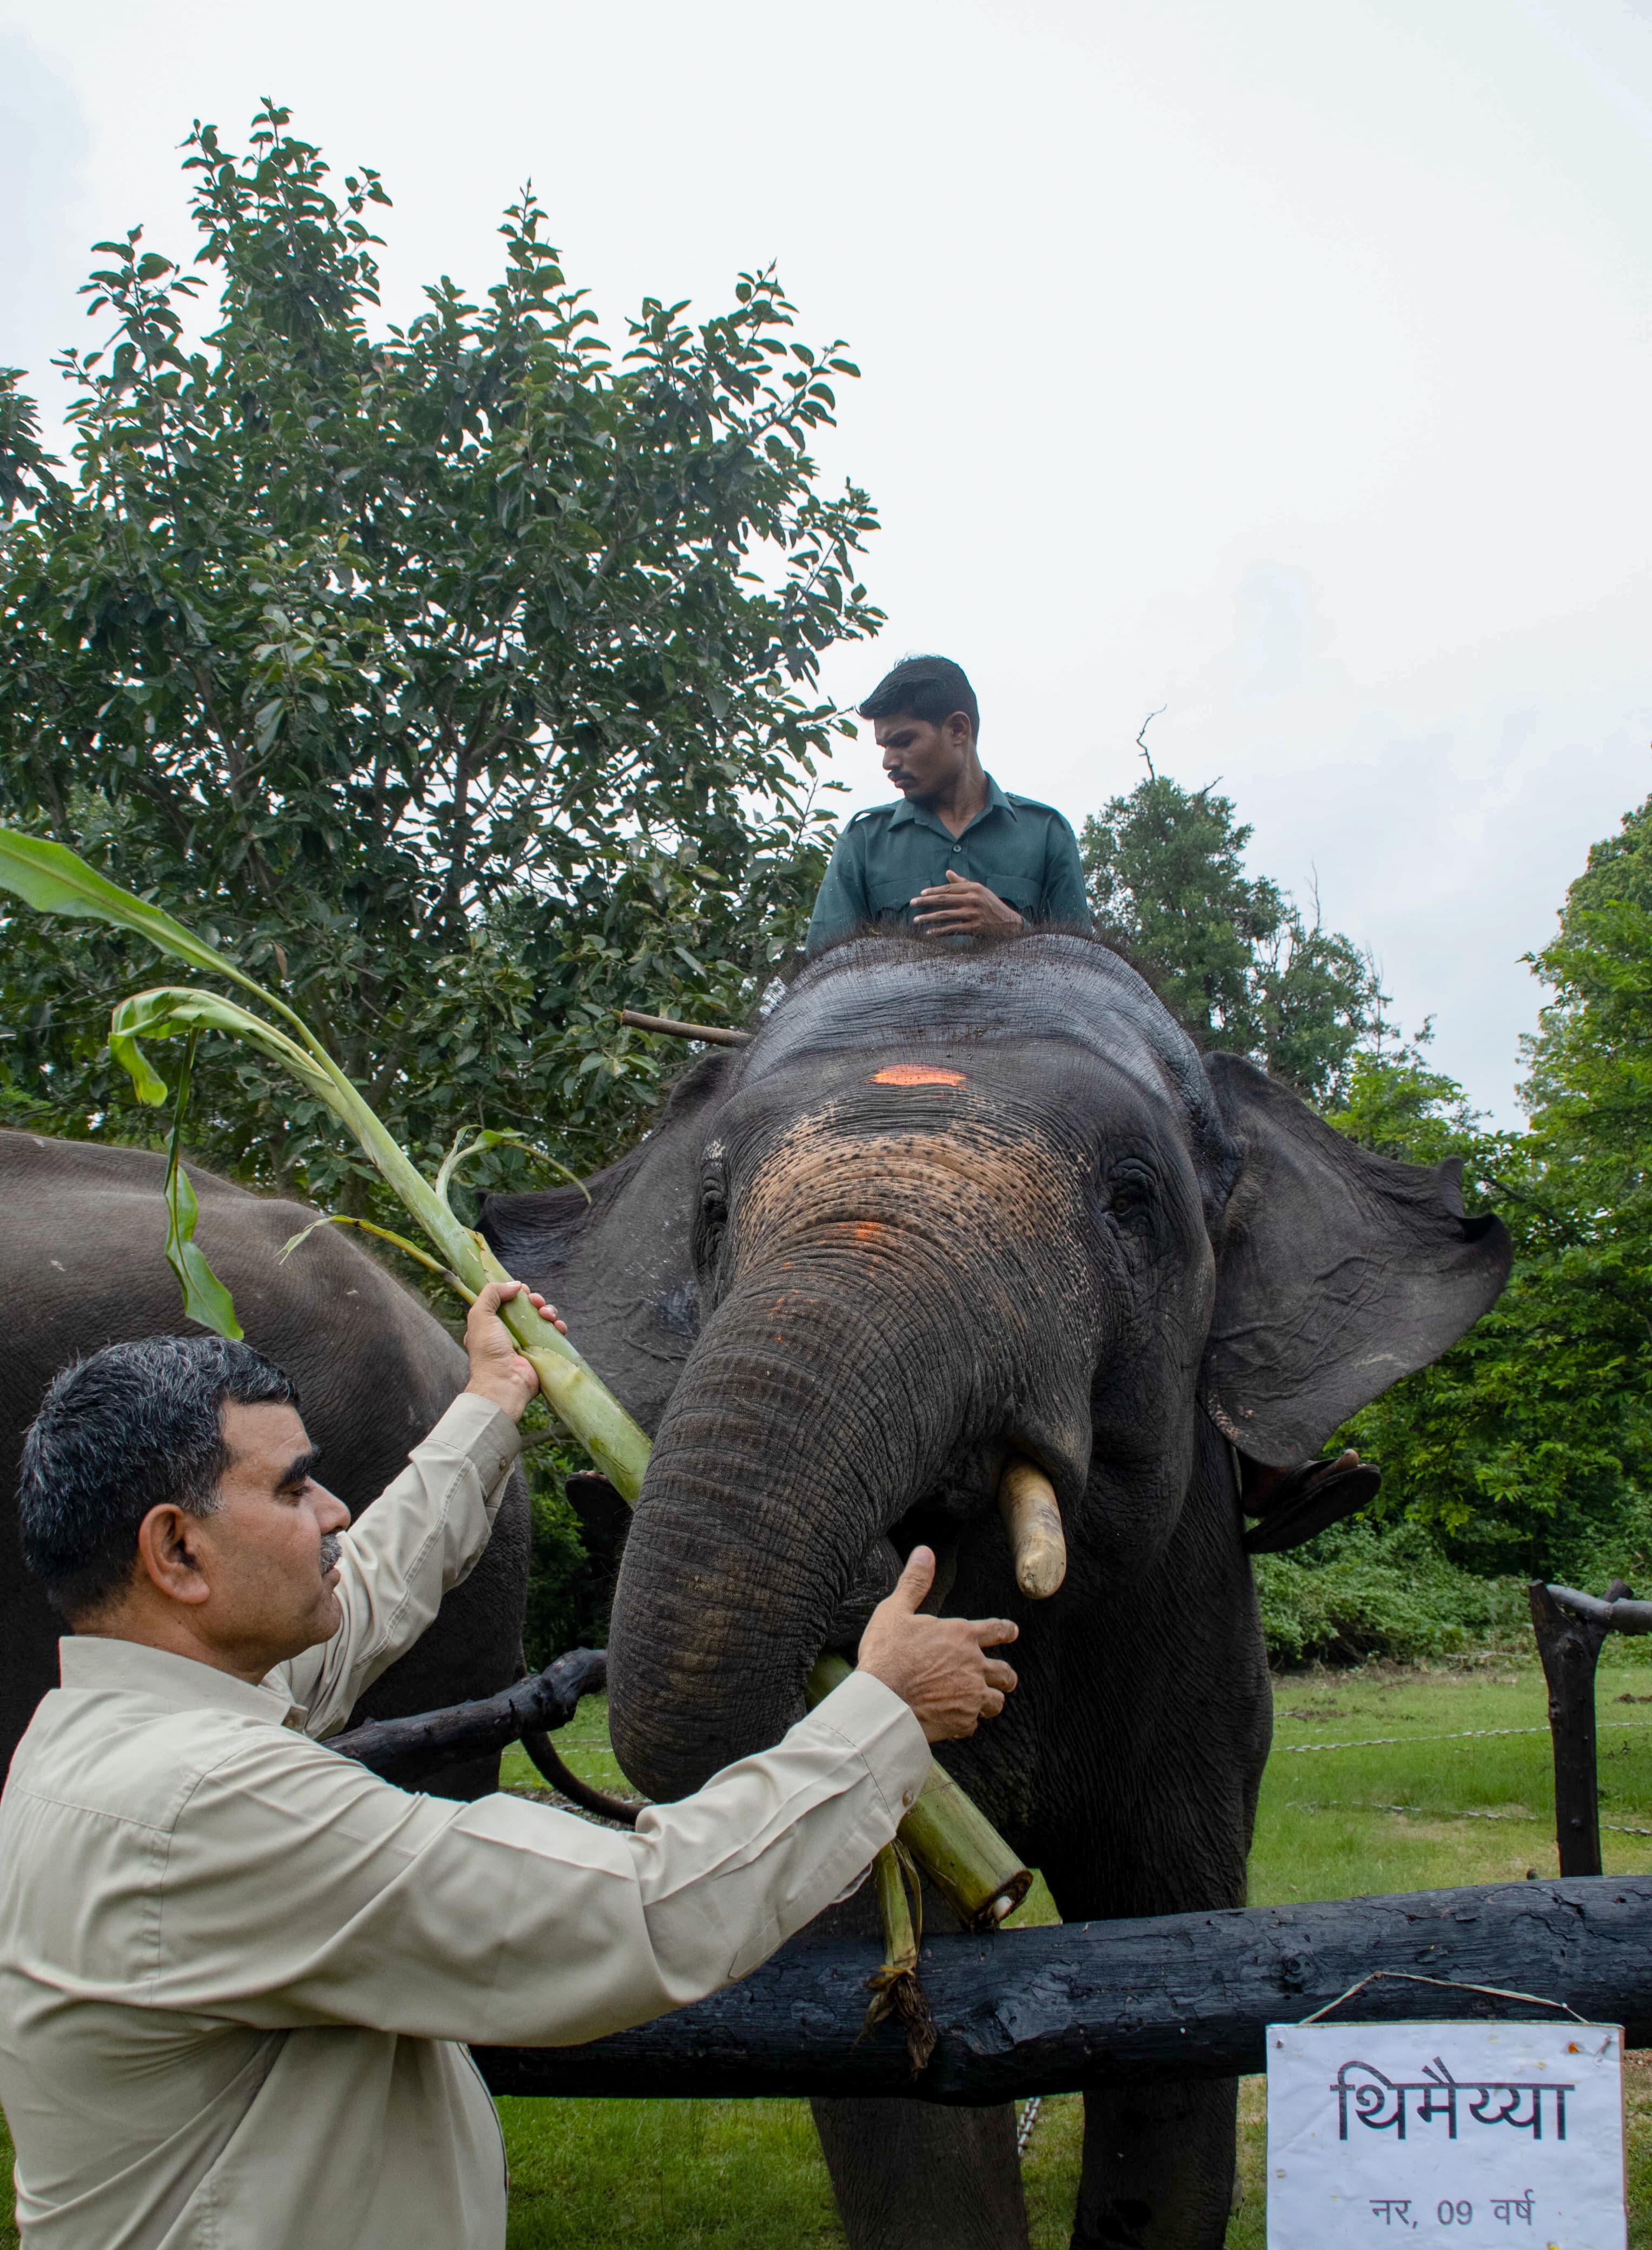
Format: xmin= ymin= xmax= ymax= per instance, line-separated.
xmin=0 ymin=1393 xmax=928 ymax=2249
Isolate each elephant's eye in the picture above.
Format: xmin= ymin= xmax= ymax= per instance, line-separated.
xmin=1106 ymin=1168 xmax=1156 ymax=1235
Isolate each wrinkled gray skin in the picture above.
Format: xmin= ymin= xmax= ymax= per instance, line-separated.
xmin=0 ymin=1131 xmax=532 ymax=1797
xmin=485 ymin=936 xmax=1512 ymax=2250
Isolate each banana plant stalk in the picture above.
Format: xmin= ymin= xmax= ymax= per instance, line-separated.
xmin=114 ymin=980 xmax=654 ymax=1500
xmin=0 ymin=826 xmax=1032 ymax=1941
xmin=860 ymin=1839 xmax=936 ymax=2075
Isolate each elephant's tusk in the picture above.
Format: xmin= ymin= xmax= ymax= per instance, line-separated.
xmin=997 ymin=1458 xmax=1067 ymax=1599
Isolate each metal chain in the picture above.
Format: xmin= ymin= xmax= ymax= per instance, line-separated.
xmin=1016 ymin=2095 xmax=1042 ymax=2157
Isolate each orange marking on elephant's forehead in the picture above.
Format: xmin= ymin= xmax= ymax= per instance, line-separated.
xmin=868 ymin=1064 xmax=966 ymax=1087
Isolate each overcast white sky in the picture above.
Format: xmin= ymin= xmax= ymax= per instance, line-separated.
xmin=4 ymin=0 xmax=1650 ymax=1121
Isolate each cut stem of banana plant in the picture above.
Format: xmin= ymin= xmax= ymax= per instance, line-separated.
xmin=0 ymin=825 xmax=1031 ymax=1980
xmin=861 ymin=1841 xmax=936 ymax=2074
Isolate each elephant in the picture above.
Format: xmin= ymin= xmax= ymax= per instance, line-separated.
xmin=483 ymin=930 xmax=1512 ymax=2250
xmin=0 ymin=1129 xmax=532 ymax=1797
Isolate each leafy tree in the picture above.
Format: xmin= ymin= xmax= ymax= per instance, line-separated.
xmin=1079 ymin=760 xmax=1378 ymax=1101
xmin=1328 ymin=1023 xmax=1495 ymax=1167
xmin=1523 ymin=796 xmax=1652 ymax=1208
xmin=1330 ymin=803 xmax=1652 ymax=1584
xmin=0 ymin=103 xmax=881 ymax=1208
xmin=1082 ymin=771 xmax=1652 ymax=1590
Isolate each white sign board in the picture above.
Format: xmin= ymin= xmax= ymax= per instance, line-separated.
xmin=1265 ymin=2020 xmax=1624 ymax=2248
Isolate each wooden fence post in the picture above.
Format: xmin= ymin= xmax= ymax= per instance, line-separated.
xmin=1529 ymin=1579 xmax=1614 ymax=1876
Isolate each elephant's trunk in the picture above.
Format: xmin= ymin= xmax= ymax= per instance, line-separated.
xmin=606 ymin=1269 xmax=946 ymax=1799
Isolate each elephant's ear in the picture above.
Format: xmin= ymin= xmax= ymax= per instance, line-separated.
xmin=481 ymin=1051 xmax=732 ymax=1436
xmin=1198 ymin=1050 xmax=1512 ymax=1466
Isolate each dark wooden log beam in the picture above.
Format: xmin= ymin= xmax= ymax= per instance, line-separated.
xmin=477 ymin=1874 xmax=1652 ymax=2106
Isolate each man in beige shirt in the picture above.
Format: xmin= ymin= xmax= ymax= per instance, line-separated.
xmin=0 ymin=1281 xmax=1017 ymax=2249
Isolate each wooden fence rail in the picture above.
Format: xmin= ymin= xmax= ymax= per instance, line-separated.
xmin=476 ymin=1872 xmax=1652 ymax=2105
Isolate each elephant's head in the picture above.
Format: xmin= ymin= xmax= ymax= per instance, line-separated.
xmin=496 ymin=935 xmax=1511 ymax=1802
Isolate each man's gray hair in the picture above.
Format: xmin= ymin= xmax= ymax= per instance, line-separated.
xmin=19 ymin=1335 xmax=298 ymax=1619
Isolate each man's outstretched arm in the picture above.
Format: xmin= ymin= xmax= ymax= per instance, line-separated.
xmin=150 ymin=1550 xmax=1018 ymax=2047
xmin=276 ymin=1282 xmax=559 ymax=1735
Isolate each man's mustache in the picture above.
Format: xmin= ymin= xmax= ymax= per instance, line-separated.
xmin=319 ymin=1533 xmax=343 ymax=1578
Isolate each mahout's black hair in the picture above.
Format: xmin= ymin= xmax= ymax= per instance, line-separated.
xmin=19 ymin=1334 xmax=297 ymax=1618
xmin=858 ymin=654 xmax=979 ymax=739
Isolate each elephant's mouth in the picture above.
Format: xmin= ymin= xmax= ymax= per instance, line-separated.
xmin=820 ymin=1446 xmax=1069 ymax=1650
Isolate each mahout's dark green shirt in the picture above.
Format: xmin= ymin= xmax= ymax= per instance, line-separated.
xmin=805 ymin=773 xmax=1091 ymax=955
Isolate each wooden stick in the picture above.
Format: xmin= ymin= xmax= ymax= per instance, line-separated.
xmin=1544 ymin=1583 xmax=1652 ymax=1636
xmin=328 ymin=1646 xmax=609 ymax=1782
xmin=618 ymin=1008 xmax=751 ymax=1048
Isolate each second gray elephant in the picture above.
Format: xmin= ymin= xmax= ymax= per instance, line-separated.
xmin=484 ymin=932 xmax=1510 ymax=2250
xmin=0 ymin=1130 xmax=532 ymax=1797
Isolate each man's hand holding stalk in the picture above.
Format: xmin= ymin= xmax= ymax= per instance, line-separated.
xmin=858 ymin=1547 xmax=1018 ymax=1743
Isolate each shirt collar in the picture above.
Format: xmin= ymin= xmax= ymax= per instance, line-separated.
xmin=886 ymin=772 xmax=1016 ymax=836
xmin=57 ymin=1635 xmax=310 ymax=1730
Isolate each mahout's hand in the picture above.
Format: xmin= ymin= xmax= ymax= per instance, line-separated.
xmin=910 ymin=869 xmax=1024 ymax=938
xmin=462 ymin=1279 xmax=565 ymax=1424
xmin=855 ymin=1546 xmax=1019 ymax=1742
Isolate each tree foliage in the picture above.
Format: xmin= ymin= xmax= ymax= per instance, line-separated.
xmin=1079 ymin=761 xmax=1378 ymax=1101
xmin=1079 ymin=751 xmax=1652 ymax=1590
xmin=0 ymin=103 xmax=881 ymax=1205
xmin=1331 ymin=801 xmax=1652 ymax=1584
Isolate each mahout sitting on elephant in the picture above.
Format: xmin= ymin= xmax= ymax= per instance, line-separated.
xmin=484 ymin=931 xmax=1510 ymax=2250
xmin=0 ymin=1130 xmax=532 ymax=1794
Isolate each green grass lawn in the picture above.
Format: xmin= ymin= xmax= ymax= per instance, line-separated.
xmin=8 ymin=1653 xmax=1652 ymax=2246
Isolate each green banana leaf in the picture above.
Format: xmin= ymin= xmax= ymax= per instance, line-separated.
xmin=161 ymin=1035 xmax=243 ymax=1341
xmin=0 ymin=829 xmax=307 ymax=1030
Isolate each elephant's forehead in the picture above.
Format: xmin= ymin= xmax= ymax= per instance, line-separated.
xmin=750 ymin=939 xmax=1210 ymax=1128
xmin=739 ymin=1106 xmax=1089 ymax=1250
